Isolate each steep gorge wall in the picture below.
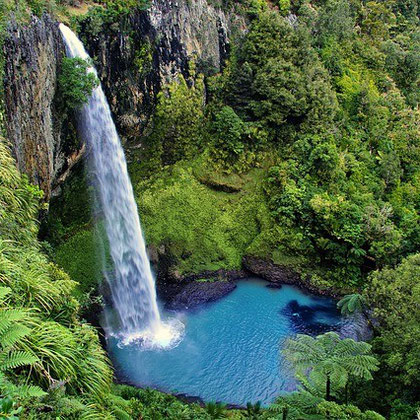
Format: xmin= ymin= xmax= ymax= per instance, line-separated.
xmin=3 ymin=0 xmax=245 ymax=198
xmin=3 ymin=15 xmax=82 ymax=201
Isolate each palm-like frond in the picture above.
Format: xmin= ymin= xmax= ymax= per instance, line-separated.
xmin=268 ymin=390 xmax=324 ymax=419
xmin=0 ymin=350 xmax=38 ymax=371
xmin=340 ymin=354 xmax=379 ymax=379
xmin=283 ymin=334 xmax=324 ymax=368
xmin=0 ymin=308 xmax=31 ymax=338
xmin=0 ymin=324 xmax=32 ymax=349
xmin=337 ymin=294 xmax=365 ymax=315
xmin=283 ymin=332 xmax=379 ymax=400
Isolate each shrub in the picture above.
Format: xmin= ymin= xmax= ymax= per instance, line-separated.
xmin=57 ymin=57 xmax=98 ymax=111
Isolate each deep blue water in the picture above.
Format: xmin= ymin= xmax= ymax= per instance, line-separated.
xmin=107 ymin=278 xmax=354 ymax=406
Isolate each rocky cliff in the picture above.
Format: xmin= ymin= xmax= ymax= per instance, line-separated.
xmin=3 ymin=0 xmax=245 ymax=197
xmin=78 ymin=0 xmax=246 ymax=140
xmin=3 ymin=14 xmax=82 ymax=201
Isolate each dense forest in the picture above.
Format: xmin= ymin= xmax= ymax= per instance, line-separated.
xmin=0 ymin=0 xmax=419 ymax=418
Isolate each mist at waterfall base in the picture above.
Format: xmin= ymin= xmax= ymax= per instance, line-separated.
xmin=108 ymin=278 xmax=363 ymax=406
xmin=59 ymin=24 xmax=183 ymax=349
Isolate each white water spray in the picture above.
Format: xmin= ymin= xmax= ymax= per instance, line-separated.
xmin=59 ymin=24 xmax=183 ymax=348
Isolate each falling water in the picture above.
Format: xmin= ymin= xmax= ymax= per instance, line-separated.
xmin=59 ymin=24 xmax=182 ymax=347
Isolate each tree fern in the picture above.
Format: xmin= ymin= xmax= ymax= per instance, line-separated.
xmin=283 ymin=332 xmax=379 ymax=401
xmin=268 ymin=390 xmax=324 ymax=419
xmin=337 ymin=294 xmax=366 ymax=316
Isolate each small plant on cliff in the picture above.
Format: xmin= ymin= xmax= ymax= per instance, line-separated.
xmin=57 ymin=57 xmax=98 ymax=111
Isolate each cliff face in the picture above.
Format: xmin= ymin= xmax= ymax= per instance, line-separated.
xmin=3 ymin=0 xmax=245 ymax=197
xmin=3 ymin=15 xmax=81 ymax=201
xmin=79 ymin=0 xmax=245 ymax=139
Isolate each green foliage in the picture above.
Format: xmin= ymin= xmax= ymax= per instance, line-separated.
xmin=40 ymin=163 xmax=93 ymax=247
xmin=136 ymin=164 xmax=268 ymax=274
xmin=284 ymin=332 xmax=379 ymax=401
xmin=112 ymin=385 xmax=211 ymax=419
xmin=0 ymin=137 xmax=116 ymax=415
xmin=74 ymin=0 xmax=151 ymax=29
xmin=337 ymin=294 xmax=366 ymax=316
xmin=133 ymin=41 xmax=153 ymax=77
xmin=57 ymin=57 xmax=98 ymax=111
xmin=316 ymin=401 xmax=385 ymax=419
xmin=209 ymin=106 xmax=247 ymax=164
xmin=364 ymin=254 xmax=420 ymax=404
xmin=0 ymin=397 xmax=22 ymax=420
xmin=205 ymin=401 xmax=227 ymax=419
xmin=0 ymin=141 xmax=42 ymax=246
xmin=245 ymin=401 xmax=262 ymax=418
xmin=267 ymin=391 xmax=385 ymax=419
xmin=54 ymin=228 xmax=105 ymax=296
xmin=277 ymin=0 xmax=291 ymax=16
xmin=0 ymin=287 xmax=46 ymax=401
xmin=316 ymin=0 xmax=356 ymax=44
xmin=228 ymin=10 xmax=337 ymax=141
xmin=146 ymin=74 xmax=205 ymax=166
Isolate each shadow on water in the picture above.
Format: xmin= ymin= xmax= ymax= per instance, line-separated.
xmin=281 ymin=299 xmax=342 ymax=336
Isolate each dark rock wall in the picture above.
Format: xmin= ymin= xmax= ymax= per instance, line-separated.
xmin=3 ymin=14 xmax=81 ymax=200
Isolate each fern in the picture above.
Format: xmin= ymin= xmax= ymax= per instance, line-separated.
xmin=337 ymin=294 xmax=366 ymax=316
xmin=0 ymin=373 xmax=46 ymax=399
xmin=0 ymin=286 xmax=11 ymax=302
xmin=0 ymin=351 xmax=38 ymax=371
xmin=283 ymin=332 xmax=379 ymax=400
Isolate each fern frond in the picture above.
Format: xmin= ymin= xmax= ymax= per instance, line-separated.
xmin=0 ymin=350 xmax=38 ymax=370
xmin=0 ymin=308 xmax=29 ymax=337
xmin=1 ymin=381 xmax=47 ymax=399
xmin=0 ymin=324 xmax=31 ymax=349
xmin=0 ymin=286 xmax=11 ymax=303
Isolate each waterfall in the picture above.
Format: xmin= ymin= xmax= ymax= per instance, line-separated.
xmin=59 ymin=24 xmax=182 ymax=347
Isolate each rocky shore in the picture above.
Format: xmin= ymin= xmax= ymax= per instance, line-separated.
xmin=165 ymin=280 xmax=237 ymax=310
xmin=242 ymin=255 xmax=343 ymax=299
xmin=157 ymin=255 xmax=343 ymax=311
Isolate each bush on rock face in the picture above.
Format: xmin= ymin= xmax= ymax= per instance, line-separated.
xmin=58 ymin=57 xmax=98 ymax=111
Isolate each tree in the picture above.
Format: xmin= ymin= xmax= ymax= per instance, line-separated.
xmin=147 ymin=74 xmax=205 ymax=165
xmin=229 ymin=10 xmax=337 ymax=140
xmin=268 ymin=391 xmax=385 ymax=419
xmin=364 ymin=254 xmax=420 ymax=403
xmin=283 ymin=332 xmax=379 ymax=401
xmin=210 ymin=106 xmax=246 ymax=162
xmin=316 ymin=401 xmax=385 ymax=419
xmin=268 ymin=390 xmax=323 ymax=419
xmin=205 ymin=401 xmax=227 ymax=419
xmin=245 ymin=401 xmax=262 ymax=418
